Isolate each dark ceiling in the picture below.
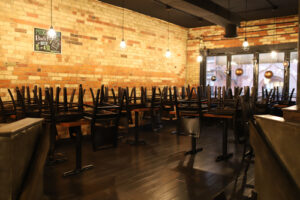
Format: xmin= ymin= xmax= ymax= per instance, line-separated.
xmin=99 ymin=0 xmax=298 ymax=28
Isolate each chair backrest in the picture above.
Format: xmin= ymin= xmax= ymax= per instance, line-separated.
xmin=55 ymin=87 xmax=61 ymax=112
xmin=181 ymin=86 xmax=186 ymax=99
xmin=38 ymin=87 xmax=43 ymax=106
xmin=151 ymin=86 xmax=161 ymax=108
xmin=44 ymin=88 xmax=55 ymax=121
xmin=244 ymin=86 xmax=250 ymax=101
xmin=32 ymin=86 xmax=38 ymax=104
xmin=289 ymin=88 xmax=295 ymax=104
xmin=16 ymin=87 xmax=27 ymax=116
xmin=226 ymin=88 xmax=232 ymax=99
xmin=8 ymin=89 xmax=17 ymax=114
xmin=90 ymin=88 xmax=95 ymax=105
xmin=104 ymin=86 xmax=109 ymax=102
xmin=78 ymin=84 xmax=84 ymax=112
xmin=206 ymin=86 xmax=212 ymax=109
xmin=69 ymin=88 xmax=76 ymax=106
xmin=63 ymin=87 xmax=68 ymax=112
xmin=26 ymin=86 xmax=31 ymax=105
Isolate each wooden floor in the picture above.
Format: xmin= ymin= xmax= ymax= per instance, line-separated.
xmin=44 ymin=120 xmax=254 ymax=200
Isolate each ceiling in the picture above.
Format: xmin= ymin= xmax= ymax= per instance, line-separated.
xmin=99 ymin=0 xmax=298 ymax=28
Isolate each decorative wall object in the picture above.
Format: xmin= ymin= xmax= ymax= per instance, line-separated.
xmin=34 ymin=28 xmax=61 ymax=53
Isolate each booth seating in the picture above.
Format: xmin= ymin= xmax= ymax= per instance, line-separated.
xmin=0 ymin=118 xmax=48 ymax=200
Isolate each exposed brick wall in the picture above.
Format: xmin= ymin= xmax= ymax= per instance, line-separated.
xmin=187 ymin=15 xmax=298 ymax=85
xmin=0 ymin=0 xmax=187 ymax=101
xmin=0 ymin=0 xmax=298 ymax=99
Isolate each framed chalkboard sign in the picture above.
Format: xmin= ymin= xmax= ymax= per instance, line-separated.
xmin=34 ymin=28 xmax=61 ymax=53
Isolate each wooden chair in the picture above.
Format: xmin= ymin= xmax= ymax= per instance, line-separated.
xmin=161 ymin=86 xmax=176 ymax=120
xmin=84 ymin=87 xmax=121 ymax=151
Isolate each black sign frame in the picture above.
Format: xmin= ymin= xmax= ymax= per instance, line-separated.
xmin=34 ymin=28 xmax=61 ymax=54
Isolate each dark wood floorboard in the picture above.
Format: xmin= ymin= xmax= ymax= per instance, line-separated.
xmin=44 ymin=120 xmax=254 ymax=200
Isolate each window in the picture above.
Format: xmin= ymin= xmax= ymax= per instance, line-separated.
xmin=258 ymin=52 xmax=284 ymax=95
xmin=289 ymin=52 xmax=298 ymax=99
xmin=206 ymin=56 xmax=227 ymax=87
xmin=231 ymin=54 xmax=254 ymax=89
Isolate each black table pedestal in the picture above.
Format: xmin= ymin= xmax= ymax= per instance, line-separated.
xmin=63 ymin=125 xmax=94 ymax=177
xmin=216 ymin=119 xmax=233 ymax=162
xmin=127 ymin=111 xmax=146 ymax=146
xmin=47 ymin=123 xmax=68 ymax=165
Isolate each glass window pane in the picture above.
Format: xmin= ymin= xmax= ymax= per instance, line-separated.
xmin=289 ymin=52 xmax=298 ymax=100
xmin=231 ymin=54 xmax=254 ymax=89
xmin=258 ymin=52 xmax=284 ymax=95
xmin=206 ymin=56 xmax=227 ymax=87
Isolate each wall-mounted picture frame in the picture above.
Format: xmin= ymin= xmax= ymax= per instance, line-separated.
xmin=34 ymin=28 xmax=61 ymax=54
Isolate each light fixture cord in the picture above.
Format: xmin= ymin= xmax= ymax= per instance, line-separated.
xmin=244 ymin=0 xmax=247 ymax=39
xmin=199 ymin=37 xmax=202 ymax=54
xmin=122 ymin=0 xmax=125 ymax=40
xmin=273 ymin=17 xmax=276 ymax=45
xmin=167 ymin=9 xmax=170 ymax=50
xmin=50 ymin=0 xmax=53 ymax=26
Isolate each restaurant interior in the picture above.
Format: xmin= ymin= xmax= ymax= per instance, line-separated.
xmin=0 ymin=0 xmax=299 ymax=199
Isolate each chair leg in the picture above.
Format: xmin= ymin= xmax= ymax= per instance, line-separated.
xmin=47 ymin=123 xmax=67 ymax=165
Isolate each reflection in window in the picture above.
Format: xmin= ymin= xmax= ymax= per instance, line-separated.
xmin=231 ymin=54 xmax=254 ymax=89
xmin=206 ymin=56 xmax=227 ymax=87
xmin=289 ymin=52 xmax=298 ymax=99
xmin=258 ymin=52 xmax=284 ymax=95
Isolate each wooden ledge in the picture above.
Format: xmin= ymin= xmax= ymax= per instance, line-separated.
xmin=59 ymin=120 xmax=90 ymax=128
xmin=203 ymin=113 xmax=233 ymax=119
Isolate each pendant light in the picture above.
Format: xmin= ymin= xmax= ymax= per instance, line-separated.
xmin=165 ymin=8 xmax=171 ymax=58
xmin=47 ymin=0 xmax=56 ymax=39
xmin=271 ymin=17 xmax=277 ymax=58
xmin=242 ymin=0 xmax=249 ymax=51
xmin=197 ymin=37 xmax=203 ymax=62
xmin=120 ymin=0 xmax=126 ymax=49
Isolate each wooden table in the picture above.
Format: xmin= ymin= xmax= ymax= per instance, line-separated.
xmin=126 ymin=107 xmax=160 ymax=145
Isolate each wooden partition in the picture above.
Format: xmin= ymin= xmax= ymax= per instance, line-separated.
xmin=0 ymin=118 xmax=47 ymax=200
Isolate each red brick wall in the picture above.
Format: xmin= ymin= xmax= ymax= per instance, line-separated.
xmin=0 ymin=0 xmax=298 ymax=98
xmin=0 ymin=0 xmax=187 ymax=100
xmin=187 ymin=15 xmax=298 ymax=85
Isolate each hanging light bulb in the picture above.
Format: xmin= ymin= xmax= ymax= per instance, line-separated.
xmin=48 ymin=26 xmax=56 ymax=39
xmin=165 ymin=7 xmax=172 ymax=59
xmin=165 ymin=49 xmax=171 ymax=58
xmin=242 ymin=38 xmax=249 ymax=51
xmin=293 ymin=59 xmax=298 ymax=64
xmin=271 ymin=50 xmax=277 ymax=58
xmin=197 ymin=54 xmax=203 ymax=62
xmin=242 ymin=0 xmax=249 ymax=51
xmin=120 ymin=39 xmax=126 ymax=49
xmin=120 ymin=0 xmax=126 ymax=49
xmin=197 ymin=37 xmax=204 ymax=62
xmin=271 ymin=17 xmax=278 ymax=59
xmin=48 ymin=0 xmax=56 ymax=39
xmin=283 ymin=60 xmax=289 ymax=68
